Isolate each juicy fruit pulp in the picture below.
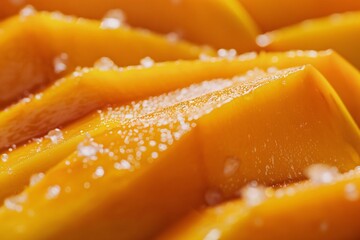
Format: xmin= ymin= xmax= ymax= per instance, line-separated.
xmin=1 ymin=66 xmax=359 ymax=239
xmin=0 ymin=1 xmax=360 ymax=240
xmin=0 ymin=0 xmax=260 ymax=51
xmin=161 ymin=168 xmax=360 ymax=240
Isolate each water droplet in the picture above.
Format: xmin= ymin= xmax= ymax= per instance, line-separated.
xmin=1 ymin=153 xmax=8 ymax=163
xmin=100 ymin=9 xmax=126 ymax=29
xmin=45 ymin=128 xmax=64 ymax=144
xmin=114 ymin=160 xmax=131 ymax=170
xmin=166 ymin=32 xmax=180 ymax=43
xmin=267 ymin=67 xmax=278 ymax=73
xmin=19 ymin=5 xmax=36 ymax=18
xmin=203 ymin=228 xmax=221 ymax=240
xmin=77 ymin=138 xmax=99 ymax=159
xmin=306 ymin=50 xmax=318 ymax=58
xmin=94 ymin=57 xmax=116 ymax=70
xmin=240 ymin=182 xmax=267 ymax=206
xmin=93 ymin=166 xmax=105 ymax=179
xmin=4 ymin=193 xmax=27 ymax=212
xmin=256 ymin=34 xmax=272 ymax=47
xmin=140 ymin=57 xmax=155 ymax=68
xmin=223 ymin=157 xmax=240 ymax=177
xmin=217 ymin=49 xmax=237 ymax=59
xmin=305 ymin=164 xmax=340 ymax=184
xmin=199 ymin=53 xmax=212 ymax=61
xmin=158 ymin=144 xmax=168 ymax=152
xmin=29 ymin=172 xmax=45 ymax=186
xmin=53 ymin=53 xmax=68 ymax=74
xmin=344 ymin=183 xmax=359 ymax=201
xmin=151 ymin=152 xmax=159 ymax=159
xmin=46 ymin=185 xmax=61 ymax=200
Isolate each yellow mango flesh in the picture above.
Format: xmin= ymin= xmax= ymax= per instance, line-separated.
xmin=261 ymin=12 xmax=360 ymax=69
xmin=1 ymin=50 xmax=360 ymax=151
xmin=237 ymin=0 xmax=360 ymax=31
xmin=0 ymin=0 xmax=259 ymax=51
xmin=0 ymin=77 xmax=235 ymax=202
xmin=0 ymin=66 xmax=359 ymax=239
xmin=161 ymin=169 xmax=360 ymax=240
xmin=0 ymin=12 xmax=207 ymax=107
xmin=1 ymin=52 xmax=360 ymax=202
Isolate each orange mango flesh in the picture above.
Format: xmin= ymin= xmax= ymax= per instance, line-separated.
xmin=1 ymin=50 xmax=360 ymax=150
xmin=0 ymin=78 xmax=236 ymax=202
xmin=0 ymin=0 xmax=259 ymax=51
xmin=0 ymin=12 xmax=207 ymax=108
xmin=1 ymin=52 xmax=360 ymax=201
xmin=161 ymin=169 xmax=360 ymax=240
xmin=237 ymin=0 xmax=360 ymax=31
xmin=0 ymin=66 xmax=359 ymax=239
xmin=262 ymin=50 xmax=360 ymax=126
xmin=197 ymin=65 xmax=360 ymax=195
xmin=261 ymin=12 xmax=360 ymax=69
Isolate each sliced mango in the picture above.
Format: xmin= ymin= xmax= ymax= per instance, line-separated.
xmin=0 ymin=66 xmax=359 ymax=239
xmin=260 ymin=12 xmax=360 ymax=69
xmin=262 ymin=51 xmax=360 ymax=126
xmin=0 ymin=0 xmax=259 ymax=51
xmin=238 ymin=0 xmax=360 ymax=31
xmin=1 ymin=50 xmax=360 ymax=151
xmin=161 ymin=168 xmax=360 ymax=240
xmin=0 ymin=12 xmax=207 ymax=107
xmin=1 ymin=52 xmax=360 ymax=202
xmin=0 ymin=77 xmax=235 ymax=202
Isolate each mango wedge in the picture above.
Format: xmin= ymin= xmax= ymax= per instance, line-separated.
xmin=238 ymin=0 xmax=360 ymax=31
xmin=161 ymin=168 xmax=360 ymax=240
xmin=0 ymin=78 xmax=235 ymax=202
xmin=260 ymin=12 xmax=360 ymax=69
xmin=0 ymin=12 xmax=206 ymax=107
xmin=0 ymin=66 xmax=359 ymax=239
xmin=1 ymin=50 xmax=360 ymax=150
xmin=0 ymin=0 xmax=259 ymax=51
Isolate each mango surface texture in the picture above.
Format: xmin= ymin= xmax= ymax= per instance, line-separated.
xmin=0 ymin=1 xmax=359 ymax=240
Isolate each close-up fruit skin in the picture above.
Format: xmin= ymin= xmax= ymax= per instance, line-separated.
xmin=0 ymin=1 xmax=360 ymax=240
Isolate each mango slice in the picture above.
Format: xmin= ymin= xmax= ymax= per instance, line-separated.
xmin=0 ymin=12 xmax=207 ymax=107
xmin=0 ymin=66 xmax=359 ymax=239
xmin=0 ymin=77 xmax=236 ymax=202
xmin=0 ymin=0 xmax=259 ymax=51
xmin=237 ymin=0 xmax=360 ymax=31
xmin=161 ymin=168 xmax=360 ymax=240
xmin=259 ymin=12 xmax=360 ymax=69
xmin=1 ymin=50 xmax=360 ymax=151
xmin=1 ymin=51 xmax=360 ymax=203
